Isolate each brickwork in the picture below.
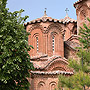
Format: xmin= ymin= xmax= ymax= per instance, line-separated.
xmin=29 ymin=74 xmax=72 ymax=90
xmin=27 ymin=22 xmax=65 ymax=57
xmin=24 ymin=0 xmax=90 ymax=89
xmin=25 ymin=17 xmax=77 ymax=90
xmin=74 ymin=0 xmax=90 ymax=34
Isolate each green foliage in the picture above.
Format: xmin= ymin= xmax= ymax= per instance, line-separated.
xmin=79 ymin=18 xmax=90 ymax=49
xmin=58 ymin=71 xmax=90 ymax=90
xmin=58 ymin=75 xmax=74 ymax=89
xmin=0 ymin=0 xmax=34 ymax=89
xmin=58 ymin=18 xmax=90 ymax=90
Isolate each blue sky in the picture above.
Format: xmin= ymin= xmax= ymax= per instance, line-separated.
xmin=6 ymin=0 xmax=78 ymax=22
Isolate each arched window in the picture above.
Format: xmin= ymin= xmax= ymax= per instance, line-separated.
xmin=36 ymin=37 xmax=39 ymax=52
xmin=52 ymin=35 xmax=55 ymax=52
xmin=63 ymin=30 xmax=66 ymax=40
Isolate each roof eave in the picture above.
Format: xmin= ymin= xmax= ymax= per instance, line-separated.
xmin=73 ymin=0 xmax=86 ymax=8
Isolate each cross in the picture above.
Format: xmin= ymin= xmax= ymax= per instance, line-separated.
xmin=44 ymin=8 xmax=47 ymax=16
xmin=45 ymin=8 xmax=47 ymax=11
xmin=65 ymin=8 xmax=69 ymax=16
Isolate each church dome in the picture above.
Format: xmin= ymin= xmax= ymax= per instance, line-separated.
xmin=24 ymin=11 xmax=61 ymax=26
xmin=59 ymin=15 xmax=77 ymax=24
xmin=24 ymin=9 xmax=77 ymax=26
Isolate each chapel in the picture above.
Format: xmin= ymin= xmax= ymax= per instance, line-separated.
xmin=24 ymin=0 xmax=90 ymax=90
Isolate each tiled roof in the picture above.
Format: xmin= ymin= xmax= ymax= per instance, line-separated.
xmin=74 ymin=0 xmax=85 ymax=7
xmin=31 ymin=55 xmax=68 ymax=69
xmin=31 ymin=55 xmax=73 ymax=75
xmin=65 ymin=35 xmax=80 ymax=50
xmin=44 ymin=56 xmax=68 ymax=68
xmin=65 ymin=41 xmax=79 ymax=50
xmin=31 ymin=54 xmax=48 ymax=61
xmin=24 ymin=14 xmax=77 ymax=26
xmin=31 ymin=71 xmax=73 ymax=75
xmin=60 ymin=15 xmax=77 ymax=24
xmin=67 ymin=35 xmax=78 ymax=41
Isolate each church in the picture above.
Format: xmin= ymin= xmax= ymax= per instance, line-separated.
xmin=24 ymin=0 xmax=90 ymax=90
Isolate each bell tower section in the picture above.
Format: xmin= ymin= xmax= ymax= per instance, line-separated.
xmin=74 ymin=0 xmax=90 ymax=34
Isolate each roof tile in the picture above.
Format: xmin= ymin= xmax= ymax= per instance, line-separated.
xmin=74 ymin=0 xmax=85 ymax=7
xmin=31 ymin=71 xmax=73 ymax=75
xmin=24 ymin=14 xmax=77 ymax=26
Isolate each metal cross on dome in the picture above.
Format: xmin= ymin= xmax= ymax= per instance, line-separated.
xmin=45 ymin=8 xmax=47 ymax=11
xmin=65 ymin=8 xmax=69 ymax=16
xmin=44 ymin=8 xmax=47 ymax=16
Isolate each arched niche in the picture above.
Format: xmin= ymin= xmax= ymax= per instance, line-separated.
xmin=38 ymin=81 xmax=45 ymax=90
xmin=45 ymin=59 xmax=68 ymax=71
xmin=28 ymin=24 xmax=44 ymax=33
xmin=29 ymin=28 xmax=43 ymax=56
xmin=47 ymin=24 xmax=64 ymax=57
xmin=49 ymin=81 xmax=57 ymax=90
xmin=47 ymin=24 xmax=63 ymax=34
xmin=32 ymin=33 xmax=39 ymax=54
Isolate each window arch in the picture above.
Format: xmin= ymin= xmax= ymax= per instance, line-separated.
xmin=48 ymin=25 xmax=64 ymax=56
xmin=32 ymin=33 xmax=40 ymax=53
xmin=31 ymin=28 xmax=43 ymax=56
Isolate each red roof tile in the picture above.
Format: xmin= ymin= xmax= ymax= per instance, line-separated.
xmin=65 ymin=35 xmax=80 ymax=50
xmin=24 ymin=14 xmax=77 ymax=26
xmin=31 ymin=55 xmax=68 ymax=69
xmin=60 ymin=15 xmax=77 ymax=24
xmin=74 ymin=0 xmax=85 ymax=7
xmin=31 ymin=70 xmax=73 ymax=75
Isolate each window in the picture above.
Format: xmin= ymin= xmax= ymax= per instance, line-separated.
xmin=63 ymin=33 xmax=65 ymax=40
xmin=36 ymin=37 xmax=39 ymax=52
xmin=63 ymin=30 xmax=66 ymax=40
xmin=52 ymin=36 xmax=55 ymax=52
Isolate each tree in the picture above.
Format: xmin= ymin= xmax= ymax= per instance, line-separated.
xmin=0 ymin=0 xmax=34 ymax=89
xmin=58 ymin=18 xmax=90 ymax=90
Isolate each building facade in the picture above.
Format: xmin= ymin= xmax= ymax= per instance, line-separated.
xmin=24 ymin=0 xmax=90 ymax=90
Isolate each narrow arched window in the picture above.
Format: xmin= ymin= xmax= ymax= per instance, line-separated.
xmin=63 ymin=34 xmax=65 ymax=40
xmin=63 ymin=30 xmax=66 ymax=40
xmin=36 ymin=37 xmax=39 ymax=52
xmin=52 ymin=36 xmax=55 ymax=52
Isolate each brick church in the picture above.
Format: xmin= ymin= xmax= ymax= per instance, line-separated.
xmin=24 ymin=0 xmax=90 ymax=90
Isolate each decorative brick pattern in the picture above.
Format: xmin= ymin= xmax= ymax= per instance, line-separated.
xmin=24 ymin=1 xmax=90 ymax=89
